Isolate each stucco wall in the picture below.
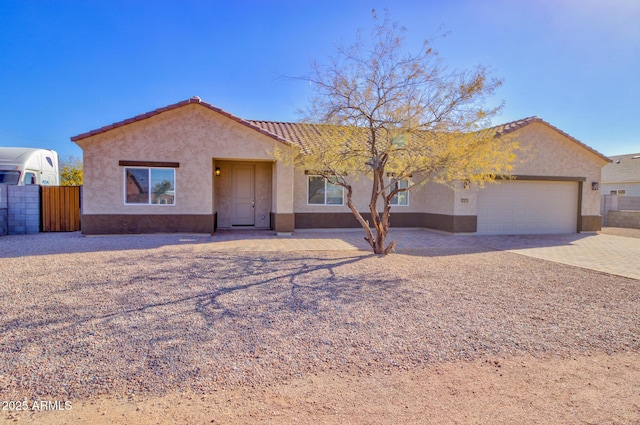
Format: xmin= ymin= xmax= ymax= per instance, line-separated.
xmin=292 ymin=122 xmax=606 ymax=220
xmin=292 ymin=168 xmax=430 ymax=214
xmin=76 ymin=105 xmax=288 ymax=216
xmin=273 ymin=161 xmax=294 ymax=214
xmin=422 ymin=181 xmax=456 ymax=215
xmin=76 ymin=106 xmax=607 ymax=234
xmin=453 ymin=181 xmax=478 ymax=216
xmin=505 ymin=122 xmax=608 ymax=216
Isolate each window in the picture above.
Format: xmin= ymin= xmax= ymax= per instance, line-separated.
xmin=307 ymin=176 xmax=344 ymax=205
xmin=389 ymin=178 xmax=409 ymax=206
xmin=125 ymin=167 xmax=175 ymax=205
xmin=0 ymin=171 xmax=20 ymax=184
xmin=609 ymin=189 xmax=626 ymax=196
xmin=24 ymin=172 xmax=37 ymax=185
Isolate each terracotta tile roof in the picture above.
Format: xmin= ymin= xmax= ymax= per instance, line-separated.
xmin=248 ymin=121 xmax=322 ymax=153
xmin=252 ymin=116 xmax=611 ymax=162
xmin=247 ymin=121 xmax=372 ymax=153
xmin=70 ymin=96 xmax=291 ymax=145
xmin=70 ymin=97 xmax=610 ymax=163
xmin=602 ymin=152 xmax=640 ymax=183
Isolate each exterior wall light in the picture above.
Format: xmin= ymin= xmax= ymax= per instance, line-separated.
xmin=591 ymin=182 xmax=598 ymax=190
xmin=215 ymin=167 xmax=221 ymax=176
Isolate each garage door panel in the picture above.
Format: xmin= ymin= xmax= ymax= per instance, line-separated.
xmin=477 ymin=181 xmax=578 ymax=235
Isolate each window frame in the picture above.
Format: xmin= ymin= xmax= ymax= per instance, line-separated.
xmin=23 ymin=171 xmax=37 ymax=185
xmin=123 ymin=167 xmax=176 ymax=206
xmin=389 ymin=178 xmax=410 ymax=206
xmin=0 ymin=170 xmax=20 ymax=185
xmin=306 ymin=175 xmax=344 ymax=206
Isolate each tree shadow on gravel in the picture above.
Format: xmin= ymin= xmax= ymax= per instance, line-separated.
xmin=2 ymin=252 xmax=377 ymax=335
xmin=1 ymin=251 xmax=407 ymax=398
xmin=2 ymin=248 xmax=638 ymax=401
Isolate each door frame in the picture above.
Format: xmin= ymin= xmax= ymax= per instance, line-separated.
xmin=230 ymin=164 xmax=255 ymax=226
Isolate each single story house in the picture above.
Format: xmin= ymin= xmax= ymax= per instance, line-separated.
xmin=71 ymin=96 xmax=610 ymax=235
xmin=601 ymin=152 xmax=640 ymax=197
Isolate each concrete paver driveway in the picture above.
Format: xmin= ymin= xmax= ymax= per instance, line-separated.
xmin=479 ymin=233 xmax=640 ymax=280
xmin=208 ymin=229 xmax=640 ymax=281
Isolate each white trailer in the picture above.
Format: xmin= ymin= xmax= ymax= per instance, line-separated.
xmin=0 ymin=147 xmax=60 ymax=185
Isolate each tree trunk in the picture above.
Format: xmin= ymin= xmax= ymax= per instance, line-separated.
xmin=367 ymin=168 xmax=395 ymax=255
xmin=344 ymin=171 xmax=396 ymax=255
xmin=345 ymin=185 xmax=377 ymax=250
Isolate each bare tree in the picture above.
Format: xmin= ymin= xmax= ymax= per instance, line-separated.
xmin=290 ymin=10 xmax=518 ymax=254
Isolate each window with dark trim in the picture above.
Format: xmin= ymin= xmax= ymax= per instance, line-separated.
xmin=125 ymin=167 xmax=175 ymax=205
xmin=307 ymin=175 xmax=344 ymax=205
xmin=0 ymin=171 xmax=19 ymax=184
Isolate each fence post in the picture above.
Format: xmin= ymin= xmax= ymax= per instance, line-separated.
xmin=0 ymin=184 xmax=7 ymax=236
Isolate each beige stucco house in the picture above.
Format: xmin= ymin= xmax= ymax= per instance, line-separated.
xmin=71 ymin=97 xmax=610 ymax=235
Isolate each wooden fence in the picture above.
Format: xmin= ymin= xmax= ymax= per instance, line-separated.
xmin=41 ymin=186 xmax=81 ymax=232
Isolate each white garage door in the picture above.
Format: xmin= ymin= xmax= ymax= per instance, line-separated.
xmin=477 ymin=180 xmax=578 ymax=235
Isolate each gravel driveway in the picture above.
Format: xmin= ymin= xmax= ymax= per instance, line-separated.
xmin=0 ymin=233 xmax=638 ymax=401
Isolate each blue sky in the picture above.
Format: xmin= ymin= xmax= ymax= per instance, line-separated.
xmin=1 ymin=0 xmax=638 ymax=160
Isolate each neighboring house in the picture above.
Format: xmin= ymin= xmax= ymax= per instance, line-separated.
xmin=71 ymin=96 xmax=610 ymax=235
xmin=601 ymin=152 xmax=640 ymax=197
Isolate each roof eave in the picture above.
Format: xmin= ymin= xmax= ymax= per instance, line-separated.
xmin=70 ymin=97 xmax=292 ymax=147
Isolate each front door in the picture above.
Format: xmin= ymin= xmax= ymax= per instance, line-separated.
xmin=231 ymin=164 xmax=255 ymax=226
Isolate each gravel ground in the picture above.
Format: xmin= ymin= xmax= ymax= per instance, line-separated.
xmin=0 ymin=233 xmax=638 ymax=402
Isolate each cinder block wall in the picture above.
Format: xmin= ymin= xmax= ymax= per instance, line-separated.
xmin=619 ymin=197 xmax=640 ymax=211
xmin=601 ymin=195 xmax=640 ymax=226
xmin=608 ymin=210 xmax=640 ymax=229
xmin=0 ymin=209 xmax=6 ymax=235
xmin=7 ymin=185 xmax=40 ymax=234
xmin=0 ymin=184 xmax=7 ymax=236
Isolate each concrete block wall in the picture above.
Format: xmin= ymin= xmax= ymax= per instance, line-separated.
xmin=601 ymin=195 xmax=640 ymax=226
xmin=600 ymin=195 xmax=613 ymax=221
xmin=0 ymin=208 xmax=6 ymax=235
xmin=608 ymin=210 xmax=640 ymax=229
xmin=7 ymin=185 xmax=40 ymax=234
xmin=0 ymin=184 xmax=7 ymax=236
xmin=619 ymin=196 xmax=640 ymax=211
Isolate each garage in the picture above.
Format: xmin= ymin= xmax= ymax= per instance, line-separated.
xmin=476 ymin=180 xmax=579 ymax=235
